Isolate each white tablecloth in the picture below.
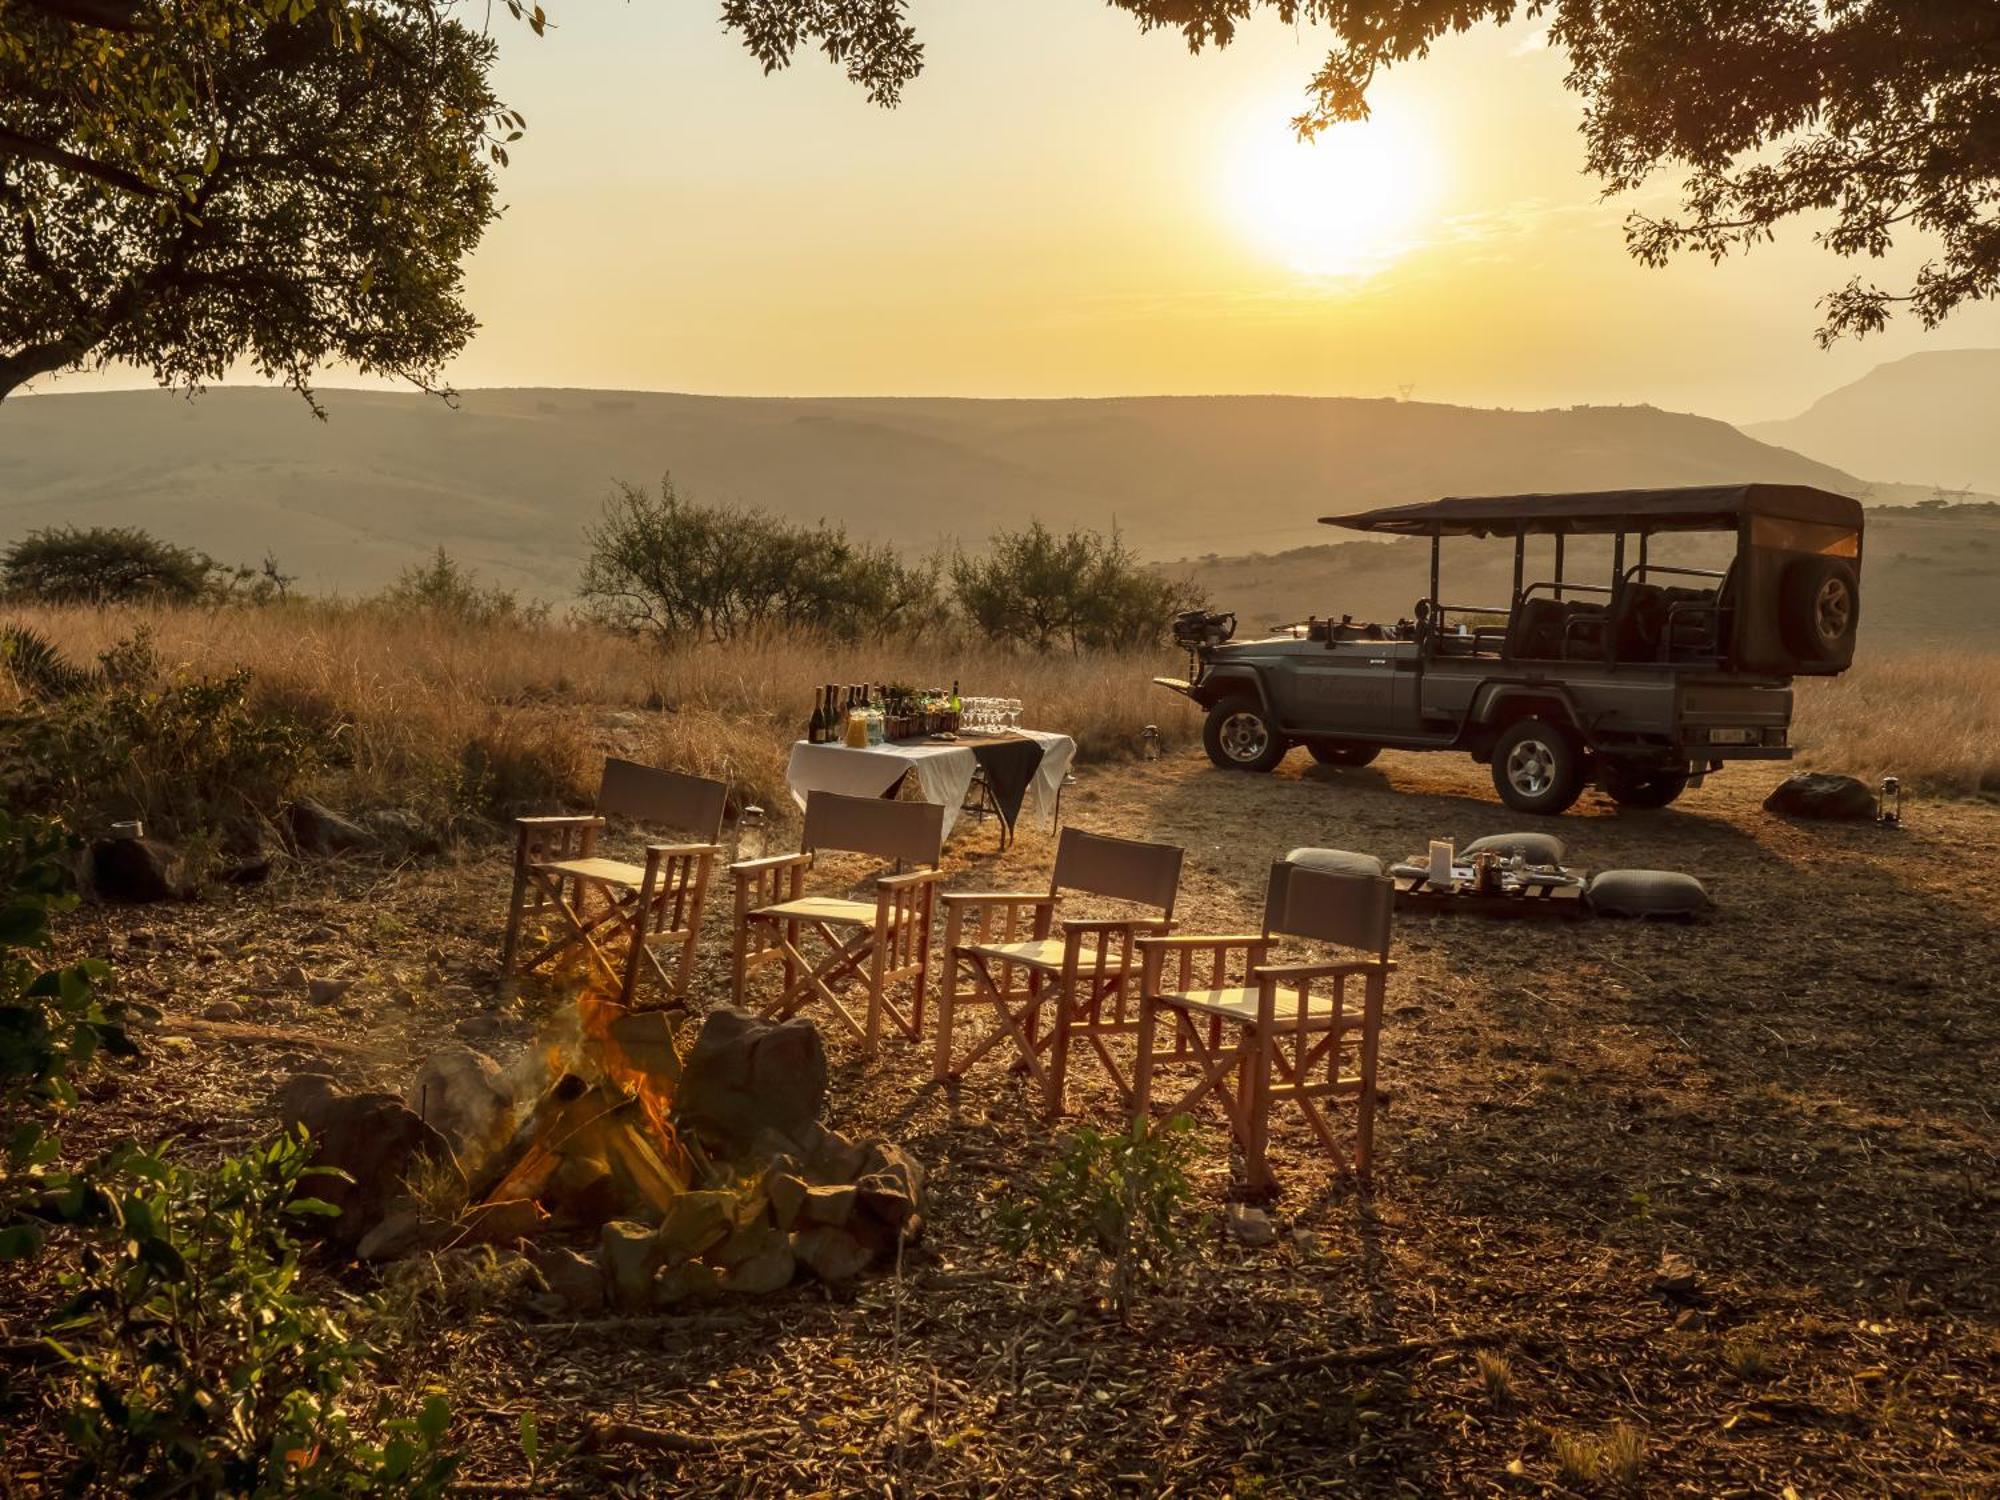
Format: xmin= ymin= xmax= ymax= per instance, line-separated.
xmin=785 ymin=730 xmax=1077 ymax=838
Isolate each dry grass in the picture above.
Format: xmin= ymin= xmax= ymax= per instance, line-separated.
xmin=1 ymin=602 xmax=1202 ymax=824
xmin=1554 ymin=1423 xmax=1647 ymax=1490
xmin=1792 ymin=649 xmax=2000 ymax=796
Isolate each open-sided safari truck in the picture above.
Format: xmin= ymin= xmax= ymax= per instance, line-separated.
xmin=1156 ymin=484 xmax=1863 ymax=815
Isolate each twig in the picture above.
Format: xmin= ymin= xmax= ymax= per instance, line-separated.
xmin=1230 ymin=1329 xmax=1513 ymax=1382
xmin=580 ymin=1417 xmax=795 ymax=1454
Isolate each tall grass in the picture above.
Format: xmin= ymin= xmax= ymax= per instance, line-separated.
xmin=0 ymin=602 xmax=1203 ymax=824
xmin=1792 ymin=649 xmax=2000 ymax=796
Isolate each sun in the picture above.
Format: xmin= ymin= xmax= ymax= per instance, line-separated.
xmin=1227 ymin=109 xmax=1439 ymax=279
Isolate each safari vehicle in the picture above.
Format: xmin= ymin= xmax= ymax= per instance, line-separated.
xmin=1156 ymin=484 xmax=1863 ymax=815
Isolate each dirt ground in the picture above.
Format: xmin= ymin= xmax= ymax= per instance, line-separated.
xmin=11 ymin=746 xmax=1999 ymax=1496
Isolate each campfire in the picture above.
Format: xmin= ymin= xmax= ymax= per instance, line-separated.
xmin=281 ymin=997 xmax=926 ymax=1312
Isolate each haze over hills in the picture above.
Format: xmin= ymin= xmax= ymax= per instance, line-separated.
xmin=1746 ymin=349 xmax=2000 ymax=496
xmin=2 ymin=386 xmax=1875 ymax=599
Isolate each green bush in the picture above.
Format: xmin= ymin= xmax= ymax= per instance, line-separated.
xmin=952 ymin=522 xmax=1206 ymax=653
xmin=3 ymin=526 xmax=223 ymax=605
xmin=581 ymin=475 xmax=945 ymax=642
xmin=998 ymin=1115 xmax=1203 ymax=1316
xmin=375 ymin=547 xmax=547 ymax=627
xmin=8 ymin=1131 xmax=458 ymax=1496
xmin=1 ymin=630 xmax=323 ymax=850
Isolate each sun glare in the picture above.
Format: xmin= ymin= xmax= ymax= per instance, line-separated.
xmin=1228 ymin=110 xmax=1439 ymax=280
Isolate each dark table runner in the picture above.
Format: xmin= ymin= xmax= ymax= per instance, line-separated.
xmin=966 ymin=736 xmax=1047 ymax=830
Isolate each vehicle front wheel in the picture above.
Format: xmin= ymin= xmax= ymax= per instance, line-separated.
xmin=1203 ymin=698 xmax=1289 ymax=773
xmin=1605 ymin=764 xmax=1689 ymax=810
xmin=1307 ymin=740 xmax=1381 ymax=768
xmin=1490 ymin=716 xmax=1586 ymax=816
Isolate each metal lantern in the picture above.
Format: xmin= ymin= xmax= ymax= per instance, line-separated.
xmin=1877 ymin=775 xmax=1902 ymax=827
xmin=1140 ymin=724 xmax=1162 ymax=761
xmin=733 ymin=805 xmax=767 ymax=864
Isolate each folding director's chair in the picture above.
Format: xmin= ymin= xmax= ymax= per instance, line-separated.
xmin=729 ymin=791 xmax=945 ymax=1055
xmin=1134 ymin=855 xmax=1394 ymax=1192
xmin=932 ymin=826 xmax=1184 ymax=1116
xmin=500 ymin=759 xmax=727 ymax=1008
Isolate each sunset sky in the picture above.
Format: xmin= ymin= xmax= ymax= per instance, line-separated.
xmin=51 ymin=0 xmax=2000 ymax=419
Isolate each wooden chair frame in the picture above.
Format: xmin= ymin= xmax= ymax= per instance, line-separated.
xmin=1134 ymin=862 xmax=1395 ymax=1192
xmin=500 ymin=761 xmax=726 ymax=1009
xmin=932 ymin=828 xmax=1183 ymax=1116
xmin=729 ymin=793 xmax=943 ymax=1056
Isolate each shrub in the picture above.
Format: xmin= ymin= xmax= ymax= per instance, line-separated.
xmin=376 ymin=547 xmax=547 ymax=628
xmin=998 ymin=1115 xmax=1203 ymax=1317
xmin=0 ymin=811 xmax=132 ymax=1108
xmin=952 ymin=521 xmax=1206 ymax=653
xmin=3 ymin=526 xmax=222 ymax=606
xmin=581 ymin=476 xmax=945 ymax=643
xmin=9 ymin=1132 xmax=458 ymax=1496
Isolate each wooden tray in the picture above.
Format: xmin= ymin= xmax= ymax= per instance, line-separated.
xmin=1394 ymin=872 xmax=1590 ymax=920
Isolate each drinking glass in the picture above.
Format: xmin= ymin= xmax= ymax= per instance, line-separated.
xmin=1006 ymin=698 xmax=1023 ymax=731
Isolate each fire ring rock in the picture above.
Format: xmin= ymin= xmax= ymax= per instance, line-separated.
xmin=279 ymin=1086 xmax=453 ymax=1251
xmin=676 ymin=1006 xmax=828 ymax=1159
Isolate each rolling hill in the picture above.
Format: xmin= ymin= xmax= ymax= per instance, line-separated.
xmin=1 ymin=386 xmax=1873 ymax=599
xmin=1747 ymin=349 xmax=2000 ymax=496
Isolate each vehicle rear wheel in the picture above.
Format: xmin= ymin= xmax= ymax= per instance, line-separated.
xmin=1490 ymin=716 xmax=1586 ymax=816
xmin=1605 ymin=764 xmax=1689 ymax=810
xmin=1203 ymin=698 xmax=1289 ymax=773
xmin=1307 ymin=740 xmax=1381 ymax=769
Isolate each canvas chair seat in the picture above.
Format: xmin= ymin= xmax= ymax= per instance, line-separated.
xmin=539 ymin=855 xmax=652 ymax=888
xmin=962 ymin=934 xmax=1117 ymax=972
xmin=752 ymin=894 xmax=881 ymax=928
xmin=1163 ymin=983 xmax=1367 ymax=1029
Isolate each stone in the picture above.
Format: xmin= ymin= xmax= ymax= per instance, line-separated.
xmin=808 ymin=1127 xmax=866 ymax=1184
xmin=854 ymin=1175 xmax=912 ymax=1230
xmin=202 ymin=999 xmax=245 ymax=1022
xmin=857 ymin=1141 xmax=926 ymax=1203
xmin=1227 ymin=1203 xmax=1277 ymax=1248
xmin=284 ymin=1088 xmax=452 ymax=1251
xmin=1652 ymin=1252 xmax=1700 ymax=1298
xmin=1762 ymin=773 xmax=1878 ymax=822
xmin=676 ymin=1006 xmax=827 ymax=1160
xmin=285 ymin=797 xmax=375 ymax=857
xmin=404 ymin=1044 xmax=511 ymax=1158
xmin=89 ymin=837 xmax=189 ymax=904
xmin=278 ymin=964 xmax=310 ymax=992
xmin=711 ymin=1221 xmax=789 ymax=1272
xmin=276 ymin=1071 xmax=336 ymax=1122
xmin=530 ymin=1245 xmax=606 ymax=1315
xmin=356 ymin=1210 xmax=429 ymax=1263
xmin=766 ymin=1171 xmax=810 ymax=1231
xmin=456 ymin=1197 xmax=549 ymax=1246
xmin=654 ymin=1260 xmax=722 ymax=1304
xmin=721 ymin=1241 xmax=796 ymax=1295
xmin=790 ymin=1224 xmax=876 ymax=1284
xmin=601 ymin=1219 xmax=660 ymax=1310
xmin=306 ymin=975 xmax=355 ymax=1007
xmin=653 ymin=1190 xmax=735 ymax=1264
xmin=801 ymin=1183 xmax=858 ymax=1228
xmin=362 ymin=806 xmax=440 ymax=855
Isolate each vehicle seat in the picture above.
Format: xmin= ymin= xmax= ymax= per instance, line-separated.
xmin=1608 ymin=582 xmax=1669 ymax=662
xmin=1506 ymin=597 xmax=1570 ymax=659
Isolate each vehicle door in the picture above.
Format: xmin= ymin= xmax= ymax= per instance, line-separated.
xmin=1279 ymin=640 xmax=1401 ymax=735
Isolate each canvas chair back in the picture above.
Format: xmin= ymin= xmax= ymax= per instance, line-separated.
xmin=597 ymin=759 xmax=728 ymax=843
xmin=1050 ymin=827 xmax=1183 ymax=916
xmin=1262 ymin=860 xmax=1393 ymax=960
xmin=802 ymin=792 xmax=945 ymax=869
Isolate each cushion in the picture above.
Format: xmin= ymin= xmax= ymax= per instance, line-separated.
xmin=1587 ymin=869 xmax=1710 ymax=920
xmin=1462 ymin=832 xmax=1566 ymax=866
xmin=1283 ymin=848 xmax=1385 ymax=878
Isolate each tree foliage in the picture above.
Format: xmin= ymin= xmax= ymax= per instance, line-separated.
xmin=0 ymin=0 xmax=508 ymax=402
xmin=952 ymin=520 xmax=1206 ymax=654
xmin=580 ymin=476 xmax=945 ymax=643
xmin=4 ymin=525 xmax=214 ymax=604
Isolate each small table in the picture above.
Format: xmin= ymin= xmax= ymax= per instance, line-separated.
xmin=1391 ymin=865 xmax=1590 ymax=920
xmin=785 ymin=730 xmax=1077 ymax=843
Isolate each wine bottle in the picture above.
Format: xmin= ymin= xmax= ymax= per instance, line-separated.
xmin=808 ymin=686 xmax=826 ymax=745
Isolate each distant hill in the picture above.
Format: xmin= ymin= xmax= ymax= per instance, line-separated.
xmin=1 ymin=387 xmax=1873 ymax=599
xmin=1178 ymin=503 xmax=2000 ymax=645
xmin=1747 ymin=350 xmax=2000 ymax=496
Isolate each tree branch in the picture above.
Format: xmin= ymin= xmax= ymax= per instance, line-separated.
xmin=0 ymin=127 xmax=165 ymax=198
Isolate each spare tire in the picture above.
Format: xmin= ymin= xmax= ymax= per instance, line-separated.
xmin=1779 ymin=556 xmax=1859 ymax=663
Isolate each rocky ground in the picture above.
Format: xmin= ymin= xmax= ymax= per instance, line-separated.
xmin=8 ymin=747 xmax=1998 ymax=1496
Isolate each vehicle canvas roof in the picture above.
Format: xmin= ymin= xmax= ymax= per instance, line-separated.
xmin=1320 ymin=483 xmax=1866 ymax=538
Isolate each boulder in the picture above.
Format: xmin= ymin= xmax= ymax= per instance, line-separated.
xmin=654 ymin=1260 xmax=722 ymax=1304
xmin=766 ymin=1171 xmax=810 ymax=1231
xmin=601 ymin=1219 xmax=660 ymax=1310
xmin=285 ymin=797 xmax=374 ymax=857
xmin=1762 ymin=773 xmax=1878 ymax=822
xmin=89 ymin=837 xmax=189 ymax=904
xmin=362 ymin=807 xmax=440 ymax=856
xmin=357 ymin=1209 xmax=430 ymax=1263
xmin=790 ymin=1224 xmax=875 ymax=1284
xmin=676 ymin=1007 xmax=827 ymax=1159
xmin=455 ymin=1197 xmax=549 ymax=1246
xmin=530 ymin=1245 xmax=607 ymax=1315
xmin=800 ymin=1183 xmax=857 ymax=1228
xmin=404 ymin=1044 xmax=512 ymax=1159
xmin=283 ymin=1088 xmax=453 ymax=1251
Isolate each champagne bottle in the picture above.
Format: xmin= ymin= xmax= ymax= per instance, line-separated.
xmin=808 ymin=686 xmax=826 ymax=745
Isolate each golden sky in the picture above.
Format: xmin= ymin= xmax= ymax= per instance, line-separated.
xmin=51 ymin=0 xmax=2000 ymax=419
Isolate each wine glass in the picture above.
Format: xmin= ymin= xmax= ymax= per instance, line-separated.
xmin=1006 ymin=698 xmax=1023 ymax=731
